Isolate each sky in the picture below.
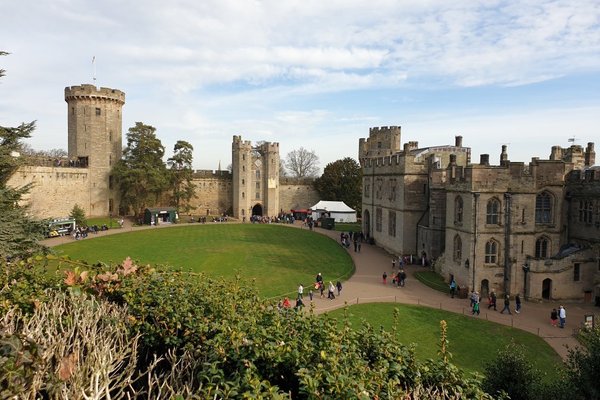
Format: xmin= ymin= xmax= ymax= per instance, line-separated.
xmin=1 ymin=0 xmax=599 ymax=172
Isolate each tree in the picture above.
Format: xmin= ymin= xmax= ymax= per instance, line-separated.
xmin=564 ymin=326 xmax=600 ymax=399
xmin=482 ymin=344 xmax=540 ymax=400
xmin=0 ymin=51 xmax=46 ymax=259
xmin=112 ymin=122 xmax=169 ymax=217
xmin=69 ymin=204 xmax=87 ymax=226
xmin=285 ymin=147 xmax=319 ymax=178
xmin=167 ymin=140 xmax=196 ymax=212
xmin=313 ymin=157 xmax=362 ymax=215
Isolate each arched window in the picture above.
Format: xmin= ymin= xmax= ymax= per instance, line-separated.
xmin=454 ymin=196 xmax=463 ymax=224
xmin=256 ymin=170 xmax=260 ymax=179
xmin=486 ymin=198 xmax=500 ymax=224
xmin=535 ymin=236 xmax=550 ymax=258
xmin=535 ymin=192 xmax=552 ymax=224
xmin=485 ymin=240 xmax=498 ymax=264
xmin=453 ymin=235 xmax=462 ymax=262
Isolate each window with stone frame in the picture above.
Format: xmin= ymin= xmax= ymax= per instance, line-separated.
xmin=484 ymin=239 xmax=498 ymax=264
xmin=574 ymin=263 xmax=581 ymax=282
xmin=454 ymin=196 xmax=463 ymax=225
xmin=535 ymin=236 xmax=549 ymax=258
xmin=578 ymin=200 xmax=593 ymax=224
xmin=535 ymin=191 xmax=553 ymax=224
xmin=375 ymin=208 xmax=382 ymax=232
xmin=453 ymin=234 xmax=462 ymax=262
xmin=364 ymin=182 xmax=370 ymax=198
xmin=486 ymin=198 xmax=501 ymax=224
xmin=375 ymin=179 xmax=383 ymax=200
xmin=388 ymin=210 xmax=396 ymax=237
xmin=388 ymin=179 xmax=397 ymax=202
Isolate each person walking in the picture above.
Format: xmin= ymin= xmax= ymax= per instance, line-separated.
xmin=336 ymin=281 xmax=343 ymax=296
xmin=399 ymin=269 xmax=406 ymax=287
xmin=559 ymin=305 xmax=567 ymax=328
xmin=382 ymin=271 xmax=387 ymax=284
xmin=308 ymin=289 xmax=313 ymax=302
xmin=392 ymin=257 xmax=396 ymax=270
xmin=515 ymin=294 xmax=522 ymax=314
xmin=488 ymin=291 xmax=497 ymax=311
xmin=297 ymin=283 xmax=304 ymax=300
xmin=500 ymin=295 xmax=512 ymax=314
xmin=449 ymin=279 xmax=457 ymax=298
xmin=550 ymin=308 xmax=558 ymax=327
xmin=472 ymin=300 xmax=480 ymax=316
xmin=328 ymin=281 xmax=336 ymax=300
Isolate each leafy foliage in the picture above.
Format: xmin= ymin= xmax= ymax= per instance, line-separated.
xmin=0 ymin=52 xmax=46 ymax=259
xmin=69 ymin=203 xmax=87 ymax=226
xmin=564 ymin=326 xmax=600 ymax=400
xmin=285 ymin=147 xmax=320 ymax=178
xmin=112 ymin=122 xmax=169 ymax=216
xmin=313 ymin=157 xmax=362 ymax=215
xmin=167 ymin=140 xmax=196 ymax=212
xmin=482 ymin=344 xmax=541 ymax=400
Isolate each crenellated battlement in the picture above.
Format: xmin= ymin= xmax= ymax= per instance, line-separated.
xmin=65 ymin=84 xmax=125 ymax=104
xmin=193 ymin=169 xmax=232 ymax=178
xmin=369 ymin=126 xmax=401 ymax=135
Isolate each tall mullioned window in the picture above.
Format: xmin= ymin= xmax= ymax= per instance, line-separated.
xmin=535 ymin=236 xmax=549 ymax=258
xmin=453 ymin=235 xmax=462 ymax=262
xmin=388 ymin=211 xmax=396 ymax=237
xmin=486 ymin=198 xmax=500 ymax=224
xmin=375 ymin=208 xmax=382 ymax=232
xmin=535 ymin=192 xmax=553 ymax=224
xmin=454 ymin=196 xmax=463 ymax=224
xmin=485 ymin=240 xmax=498 ymax=264
xmin=579 ymin=200 xmax=593 ymax=223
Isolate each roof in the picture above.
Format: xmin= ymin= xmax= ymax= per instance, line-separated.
xmin=145 ymin=207 xmax=178 ymax=212
xmin=310 ymin=201 xmax=355 ymax=213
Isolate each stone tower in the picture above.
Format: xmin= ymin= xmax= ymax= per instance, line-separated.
xmin=65 ymin=84 xmax=125 ymax=217
xmin=232 ymin=136 xmax=280 ymax=219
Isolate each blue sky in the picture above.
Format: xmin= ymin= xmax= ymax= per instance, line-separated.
xmin=1 ymin=0 xmax=599 ymax=172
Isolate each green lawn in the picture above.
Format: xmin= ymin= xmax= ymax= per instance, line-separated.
xmin=414 ymin=270 xmax=450 ymax=293
xmin=53 ymin=224 xmax=354 ymax=298
xmin=327 ymin=303 xmax=561 ymax=379
xmin=333 ymin=222 xmax=361 ymax=232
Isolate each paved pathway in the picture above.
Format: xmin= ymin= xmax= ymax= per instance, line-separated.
xmin=44 ymin=220 xmax=598 ymax=360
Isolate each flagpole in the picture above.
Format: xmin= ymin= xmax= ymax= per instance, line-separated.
xmin=92 ymin=56 xmax=96 ymax=85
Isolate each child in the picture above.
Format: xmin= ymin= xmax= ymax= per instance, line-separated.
xmin=382 ymin=271 xmax=387 ymax=284
xmin=472 ymin=301 xmax=480 ymax=316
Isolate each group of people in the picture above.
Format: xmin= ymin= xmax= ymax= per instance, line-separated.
xmin=382 ymin=269 xmax=407 ymax=287
xmin=314 ymin=273 xmax=342 ymax=300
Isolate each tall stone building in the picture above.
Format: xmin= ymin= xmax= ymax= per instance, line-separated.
xmin=65 ymin=84 xmax=125 ymax=216
xmin=7 ymin=84 xmax=319 ymax=220
xmin=360 ymin=126 xmax=599 ymax=302
xmin=232 ymin=136 xmax=281 ymax=219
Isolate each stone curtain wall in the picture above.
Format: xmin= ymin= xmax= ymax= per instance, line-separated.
xmin=7 ymin=166 xmax=91 ymax=219
xmin=279 ymin=180 xmax=320 ymax=214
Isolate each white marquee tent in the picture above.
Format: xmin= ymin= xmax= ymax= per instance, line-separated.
xmin=310 ymin=200 xmax=357 ymax=223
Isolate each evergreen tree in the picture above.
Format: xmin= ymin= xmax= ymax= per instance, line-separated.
xmin=167 ymin=140 xmax=196 ymax=212
xmin=112 ymin=122 xmax=169 ymax=217
xmin=69 ymin=204 xmax=87 ymax=226
xmin=0 ymin=51 xmax=45 ymax=259
xmin=313 ymin=157 xmax=362 ymax=215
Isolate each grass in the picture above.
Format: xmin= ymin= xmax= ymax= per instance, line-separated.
xmin=332 ymin=222 xmax=362 ymax=232
xmin=327 ymin=303 xmax=561 ymax=379
xmin=53 ymin=224 xmax=354 ymax=299
xmin=414 ymin=270 xmax=450 ymax=294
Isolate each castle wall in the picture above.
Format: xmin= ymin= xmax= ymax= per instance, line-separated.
xmin=189 ymin=170 xmax=233 ymax=216
xmin=7 ymin=166 xmax=91 ymax=218
xmin=279 ymin=178 xmax=320 ymax=212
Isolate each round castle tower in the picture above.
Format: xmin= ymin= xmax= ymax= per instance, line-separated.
xmin=65 ymin=84 xmax=125 ymax=217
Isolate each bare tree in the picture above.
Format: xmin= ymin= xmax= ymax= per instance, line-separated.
xmin=285 ymin=147 xmax=319 ymax=178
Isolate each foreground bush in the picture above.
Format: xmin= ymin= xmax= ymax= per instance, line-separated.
xmin=1 ymin=257 xmax=493 ymax=399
